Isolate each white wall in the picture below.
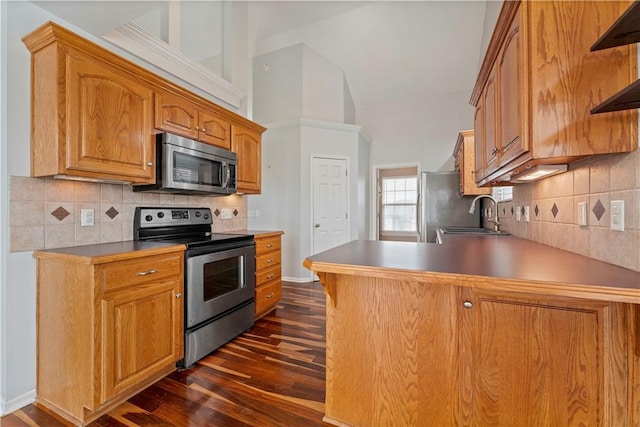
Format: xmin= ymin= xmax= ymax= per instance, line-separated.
xmin=343 ymin=76 xmax=356 ymax=125
xmin=302 ymin=45 xmax=345 ymax=122
xmin=249 ymin=120 xmax=369 ymax=281
xmin=253 ymin=45 xmax=304 ymax=123
xmin=358 ymin=88 xmax=475 ymax=172
xmin=478 ymin=1 xmax=504 ymax=72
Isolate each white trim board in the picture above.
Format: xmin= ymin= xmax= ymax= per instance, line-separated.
xmin=1 ymin=389 xmax=36 ymax=416
xmin=103 ymin=23 xmax=245 ymax=109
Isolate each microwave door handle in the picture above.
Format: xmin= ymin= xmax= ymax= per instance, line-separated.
xmin=222 ymin=163 xmax=230 ymax=189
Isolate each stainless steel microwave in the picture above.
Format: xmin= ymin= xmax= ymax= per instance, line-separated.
xmin=134 ymin=133 xmax=237 ymax=195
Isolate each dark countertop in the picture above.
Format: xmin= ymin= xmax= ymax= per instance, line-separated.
xmin=33 ymin=241 xmax=186 ymax=264
xmin=303 ymin=236 xmax=640 ymax=303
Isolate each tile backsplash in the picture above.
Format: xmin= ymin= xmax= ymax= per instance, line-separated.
xmin=9 ymin=176 xmax=248 ymax=252
xmin=490 ymin=150 xmax=640 ymax=272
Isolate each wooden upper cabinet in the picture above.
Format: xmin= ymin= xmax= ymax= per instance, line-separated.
xmin=23 ymin=21 xmax=264 ymax=186
xmin=232 ymin=124 xmax=262 ymax=194
xmin=470 ymin=0 xmax=638 ymax=186
xmin=473 ymin=101 xmax=484 ymax=177
xmin=497 ymin=10 xmax=525 ymax=167
xmin=483 ymin=66 xmax=499 ymax=176
xmin=23 ymin=27 xmax=155 ymax=183
xmin=453 ymin=131 xmax=491 ymax=196
xmin=155 ymin=92 xmax=232 ymax=150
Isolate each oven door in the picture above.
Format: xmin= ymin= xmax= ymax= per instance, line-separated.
xmin=185 ymin=243 xmax=255 ymax=329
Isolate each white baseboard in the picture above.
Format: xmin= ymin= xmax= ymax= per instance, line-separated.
xmin=1 ymin=388 xmax=36 ymax=416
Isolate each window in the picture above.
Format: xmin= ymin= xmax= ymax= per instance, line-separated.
xmin=381 ymin=176 xmax=418 ymax=233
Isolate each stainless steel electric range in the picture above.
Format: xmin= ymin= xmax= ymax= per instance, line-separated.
xmin=134 ymin=207 xmax=255 ymax=368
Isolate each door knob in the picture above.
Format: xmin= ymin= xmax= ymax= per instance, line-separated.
xmin=314 ymin=223 xmax=320 ymax=228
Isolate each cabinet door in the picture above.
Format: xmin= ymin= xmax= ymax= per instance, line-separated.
xmin=459 ymin=289 xmax=627 ymax=426
xmin=199 ymin=111 xmax=231 ymax=149
xmin=231 ymin=125 xmax=262 ymax=194
xmin=66 ymin=51 xmax=155 ymax=183
xmin=155 ymin=92 xmax=199 ymax=140
xmin=483 ymin=65 xmax=499 ymax=176
xmin=101 ymin=280 xmax=183 ymax=402
xmin=473 ymin=102 xmax=485 ymax=180
xmin=498 ymin=8 xmax=526 ymax=166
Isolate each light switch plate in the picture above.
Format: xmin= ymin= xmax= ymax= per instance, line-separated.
xmin=81 ymin=208 xmax=94 ymax=227
xmin=577 ymin=202 xmax=587 ymax=227
xmin=610 ymin=200 xmax=624 ymax=231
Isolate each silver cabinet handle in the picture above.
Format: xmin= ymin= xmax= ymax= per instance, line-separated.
xmin=266 ymin=259 xmax=273 ymax=264
xmin=463 ymin=301 xmax=473 ymax=309
xmin=267 ymin=293 xmax=275 ymax=298
xmin=136 ymin=269 xmax=158 ymax=276
xmin=266 ymin=244 xmax=273 ymax=248
xmin=176 ymin=293 xmax=182 ymax=299
xmin=195 ymin=126 xmax=200 ymax=131
xmin=266 ymin=274 xmax=274 ymax=280
xmin=201 ymin=128 xmax=206 ymax=133
xmin=147 ymin=161 xmax=153 ymax=166
xmin=314 ymin=223 xmax=320 ymax=228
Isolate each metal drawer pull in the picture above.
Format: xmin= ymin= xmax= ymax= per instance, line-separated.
xmin=267 ymin=293 xmax=275 ymax=298
xmin=136 ymin=269 xmax=158 ymax=276
xmin=463 ymin=301 xmax=473 ymax=309
xmin=266 ymin=274 xmax=274 ymax=280
xmin=266 ymin=244 xmax=273 ymax=248
xmin=176 ymin=293 xmax=182 ymax=299
xmin=266 ymin=259 xmax=273 ymax=264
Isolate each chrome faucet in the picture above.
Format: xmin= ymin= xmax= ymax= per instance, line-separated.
xmin=469 ymin=194 xmax=501 ymax=232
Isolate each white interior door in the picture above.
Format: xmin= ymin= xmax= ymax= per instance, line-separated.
xmin=312 ymin=157 xmax=349 ymax=255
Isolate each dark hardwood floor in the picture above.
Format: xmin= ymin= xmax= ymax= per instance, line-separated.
xmin=2 ymin=282 xmax=329 ymax=427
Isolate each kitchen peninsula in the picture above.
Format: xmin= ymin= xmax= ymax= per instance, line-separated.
xmin=303 ymin=236 xmax=640 ymax=426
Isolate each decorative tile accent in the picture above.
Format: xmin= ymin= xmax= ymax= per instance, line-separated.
xmin=503 ymin=207 xmax=506 ymax=215
xmin=534 ymin=204 xmax=539 ymax=217
xmin=551 ymin=203 xmax=559 ymax=218
xmin=510 ymin=206 xmax=514 ymax=215
xmin=592 ymin=199 xmax=606 ymax=221
xmin=51 ymin=206 xmax=70 ymax=221
xmin=521 ymin=206 xmax=525 ymax=216
xmin=105 ymin=207 xmax=119 ymax=219
xmin=214 ymin=209 xmax=221 ymax=217
xmin=233 ymin=209 xmax=238 ymax=216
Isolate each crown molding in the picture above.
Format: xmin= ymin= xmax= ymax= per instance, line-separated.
xmin=265 ymin=118 xmax=371 ymax=143
xmin=103 ymin=22 xmax=245 ymax=109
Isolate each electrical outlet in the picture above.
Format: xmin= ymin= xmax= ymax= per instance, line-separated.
xmin=220 ymin=208 xmax=233 ymax=220
xmin=80 ymin=208 xmax=94 ymax=227
xmin=610 ymin=200 xmax=624 ymax=231
xmin=577 ymin=202 xmax=588 ymax=227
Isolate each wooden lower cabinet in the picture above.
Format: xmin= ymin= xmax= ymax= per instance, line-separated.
xmin=321 ymin=273 xmax=637 ymax=426
xmin=253 ymin=231 xmax=283 ymax=318
xmin=34 ymin=246 xmax=184 ymax=425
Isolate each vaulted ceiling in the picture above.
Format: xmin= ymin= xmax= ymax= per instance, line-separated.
xmin=31 ymin=1 xmax=488 ymax=117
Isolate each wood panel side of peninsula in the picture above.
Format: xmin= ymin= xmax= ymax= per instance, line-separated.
xmin=303 ymin=239 xmax=640 ymax=426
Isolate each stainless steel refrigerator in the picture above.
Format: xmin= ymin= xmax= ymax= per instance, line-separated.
xmin=419 ymin=171 xmax=480 ymax=242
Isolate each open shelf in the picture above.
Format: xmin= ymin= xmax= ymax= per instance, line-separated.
xmin=591 ymin=1 xmax=640 ymax=114
xmin=591 ymin=1 xmax=640 ymax=51
xmin=591 ymin=79 xmax=640 ymax=114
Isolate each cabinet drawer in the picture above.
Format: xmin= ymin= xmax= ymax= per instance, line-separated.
xmin=255 ymin=280 xmax=282 ymax=315
xmin=256 ymin=251 xmax=281 ymax=271
xmin=101 ymin=253 xmax=182 ymax=293
xmin=255 ymin=236 xmax=281 ymax=255
xmin=257 ymin=265 xmax=281 ymax=286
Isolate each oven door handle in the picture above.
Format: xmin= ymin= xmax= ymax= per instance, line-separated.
xmin=222 ymin=163 xmax=230 ymax=189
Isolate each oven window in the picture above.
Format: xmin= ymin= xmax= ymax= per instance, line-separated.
xmin=203 ymin=256 xmax=244 ymax=301
xmin=173 ymin=151 xmax=222 ymax=186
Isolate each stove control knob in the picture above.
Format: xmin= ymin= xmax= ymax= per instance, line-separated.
xmin=145 ymin=215 xmax=153 ymax=222
xmin=195 ymin=211 xmax=201 ymax=217
xmin=157 ymin=212 xmax=165 ymax=219
xmin=204 ymin=214 xmax=210 ymax=220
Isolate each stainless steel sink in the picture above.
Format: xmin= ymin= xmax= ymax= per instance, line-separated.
xmin=439 ymin=227 xmax=509 ymax=235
